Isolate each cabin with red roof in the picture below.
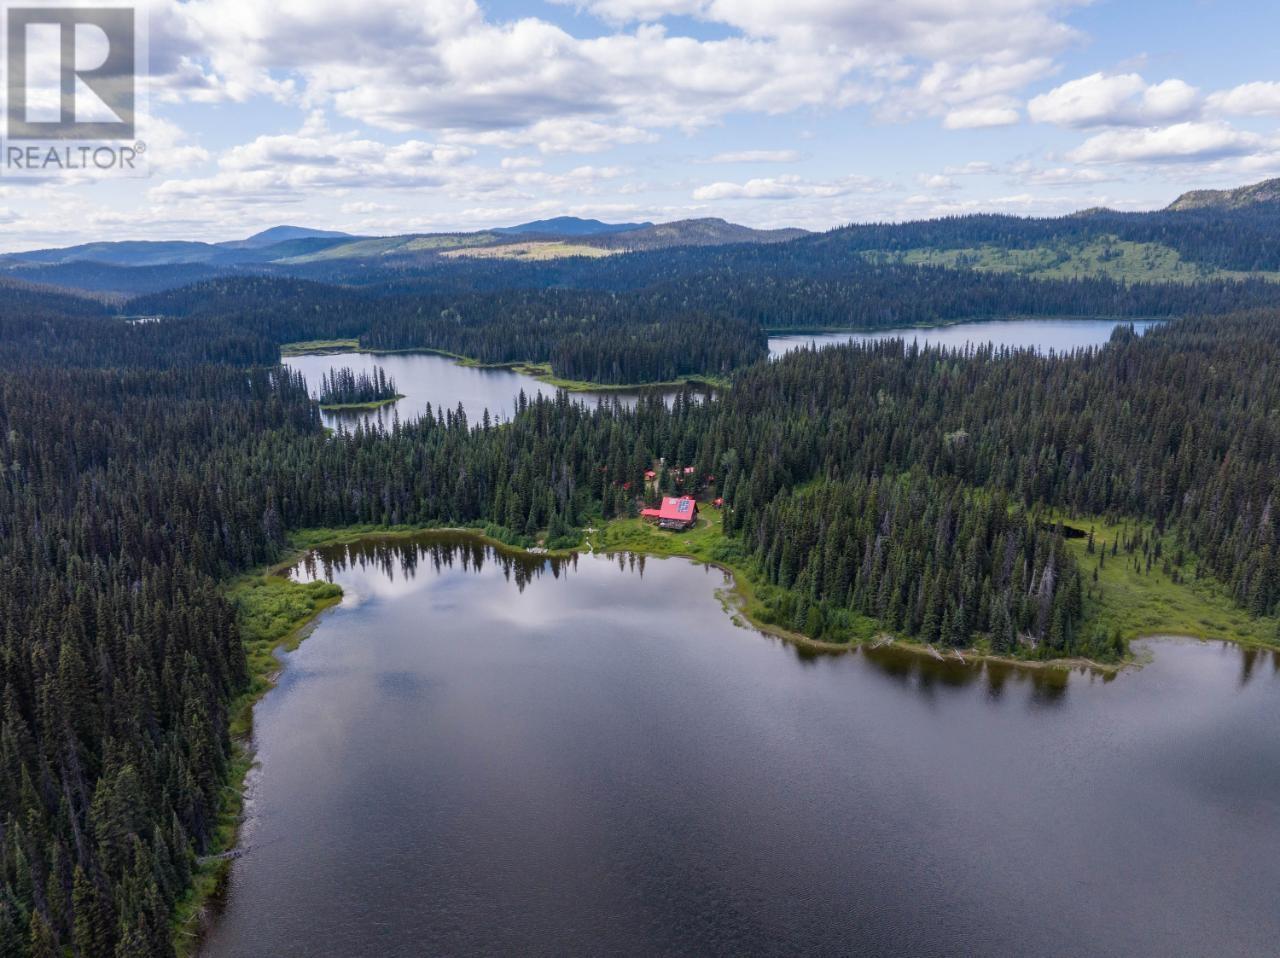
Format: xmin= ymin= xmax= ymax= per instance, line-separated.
xmin=640 ymin=496 xmax=699 ymax=531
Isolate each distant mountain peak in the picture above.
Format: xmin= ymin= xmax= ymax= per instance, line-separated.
xmin=229 ymin=226 xmax=354 ymax=249
xmin=495 ymin=216 xmax=653 ymax=237
xmin=588 ymin=217 xmax=809 ymax=251
xmin=1166 ymin=178 xmax=1280 ymax=212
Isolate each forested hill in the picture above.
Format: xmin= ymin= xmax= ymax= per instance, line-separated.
xmin=799 ymin=178 xmax=1280 ymax=276
xmin=114 ymin=254 xmax=1280 ymax=385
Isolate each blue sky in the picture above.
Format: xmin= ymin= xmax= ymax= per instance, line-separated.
xmin=3 ymin=0 xmax=1279 ymax=250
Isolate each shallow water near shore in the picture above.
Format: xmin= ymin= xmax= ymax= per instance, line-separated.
xmin=201 ymin=534 xmax=1280 ymax=958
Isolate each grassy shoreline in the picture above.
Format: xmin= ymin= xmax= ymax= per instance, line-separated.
xmin=1059 ymin=515 xmax=1280 ymax=651
xmin=171 ymin=572 xmax=342 ymax=955
xmin=318 ymin=393 xmax=405 ymax=411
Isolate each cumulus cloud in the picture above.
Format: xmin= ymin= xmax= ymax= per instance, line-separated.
xmin=944 ymin=104 xmax=1020 ymax=129
xmin=150 ymin=124 xmax=471 ymax=203
xmin=692 ymin=174 xmax=879 ymax=201
xmin=148 ymin=113 xmax=637 ymax=217
xmin=563 ymin=0 xmax=1081 ymax=64
xmin=1207 ymin=81 xmax=1280 ymax=117
xmin=136 ymin=0 xmax=1093 ymax=155
xmin=1029 ymin=73 xmax=1200 ymax=128
xmin=1067 ymin=121 xmax=1266 ymax=164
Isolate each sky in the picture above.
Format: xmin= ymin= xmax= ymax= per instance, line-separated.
xmin=2 ymin=0 xmax=1280 ymax=251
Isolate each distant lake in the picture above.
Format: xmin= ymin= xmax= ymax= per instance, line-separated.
xmin=201 ymin=534 xmax=1280 ymax=958
xmin=768 ymin=318 xmax=1162 ymax=359
xmin=282 ymin=352 xmax=676 ymax=430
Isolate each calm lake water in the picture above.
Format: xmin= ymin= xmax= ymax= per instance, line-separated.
xmin=286 ymin=321 xmax=1154 ymax=428
xmin=283 ymin=352 xmax=652 ymax=430
xmin=767 ymin=318 xmax=1162 ymax=359
xmin=201 ymin=535 xmax=1280 ymax=958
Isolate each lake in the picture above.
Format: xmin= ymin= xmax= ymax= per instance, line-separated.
xmin=767 ymin=318 xmax=1162 ymax=359
xmin=282 ymin=351 xmax=655 ymax=430
xmin=285 ymin=322 xmax=1156 ymax=428
xmin=201 ymin=534 xmax=1280 ymax=958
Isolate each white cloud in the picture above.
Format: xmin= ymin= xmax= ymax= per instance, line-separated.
xmin=1207 ymin=81 xmax=1280 ymax=117
xmin=916 ymin=173 xmax=957 ymax=190
xmin=1029 ymin=73 xmax=1200 ymax=128
xmin=442 ymin=118 xmax=658 ymax=154
xmin=1014 ymin=165 xmax=1115 ymax=185
xmin=692 ymin=174 xmax=879 ymax=201
xmin=566 ymin=0 xmax=1082 ymax=64
xmin=137 ymin=0 xmax=1093 ymax=157
xmin=944 ymin=104 xmax=1020 ymax=129
xmin=340 ymin=200 xmax=396 ymax=214
xmin=705 ymin=150 xmax=802 ymax=163
xmin=944 ymin=161 xmax=998 ymax=175
xmin=1068 ymin=121 xmax=1266 ymax=164
xmin=149 ymin=124 xmax=472 ymax=204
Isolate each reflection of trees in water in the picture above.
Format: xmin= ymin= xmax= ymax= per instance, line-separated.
xmin=1237 ymin=644 xmax=1280 ymax=688
xmin=297 ymin=533 xmax=577 ymax=592
xmin=862 ymin=637 xmax=1279 ymax=703
xmin=291 ymin=540 xmax=1280 ymax=704
xmin=861 ymin=645 xmax=1071 ymax=706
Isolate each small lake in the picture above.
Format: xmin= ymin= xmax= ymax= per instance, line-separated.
xmin=201 ymin=534 xmax=1280 ymax=958
xmin=768 ymin=318 xmax=1162 ymax=359
xmin=282 ymin=352 xmax=656 ymax=430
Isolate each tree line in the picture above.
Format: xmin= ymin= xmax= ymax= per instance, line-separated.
xmin=318 ymin=367 xmax=398 ymax=406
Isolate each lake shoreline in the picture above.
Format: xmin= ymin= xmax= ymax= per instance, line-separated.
xmin=318 ymin=393 xmax=405 ymax=411
xmin=281 ymin=340 xmax=727 ymax=394
xmin=184 ymin=518 xmax=1278 ymax=954
xmin=763 ymin=314 xmax=1169 ymax=336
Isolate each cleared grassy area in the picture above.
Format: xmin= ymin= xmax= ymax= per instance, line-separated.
xmin=441 ymin=240 xmax=617 ymax=260
xmin=868 ymin=237 xmax=1280 ymax=284
xmin=275 ymin=233 xmax=500 ymax=264
xmin=280 ymin=338 xmax=360 ymax=356
xmin=1064 ymin=517 xmax=1280 ymax=650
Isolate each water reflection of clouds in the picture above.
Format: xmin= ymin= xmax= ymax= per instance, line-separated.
xmin=288 ymin=535 xmax=1279 ymax=714
xmin=767 ymin=319 xmax=1163 ymax=360
xmin=282 ymin=351 xmax=702 ymax=434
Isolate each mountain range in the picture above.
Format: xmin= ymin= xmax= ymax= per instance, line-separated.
xmin=4 ymin=179 xmax=1280 ymax=297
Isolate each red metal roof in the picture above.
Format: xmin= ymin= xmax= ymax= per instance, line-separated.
xmin=654 ymin=496 xmax=697 ymax=521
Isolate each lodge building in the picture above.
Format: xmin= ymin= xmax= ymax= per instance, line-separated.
xmin=641 ymin=496 xmax=699 ymax=531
